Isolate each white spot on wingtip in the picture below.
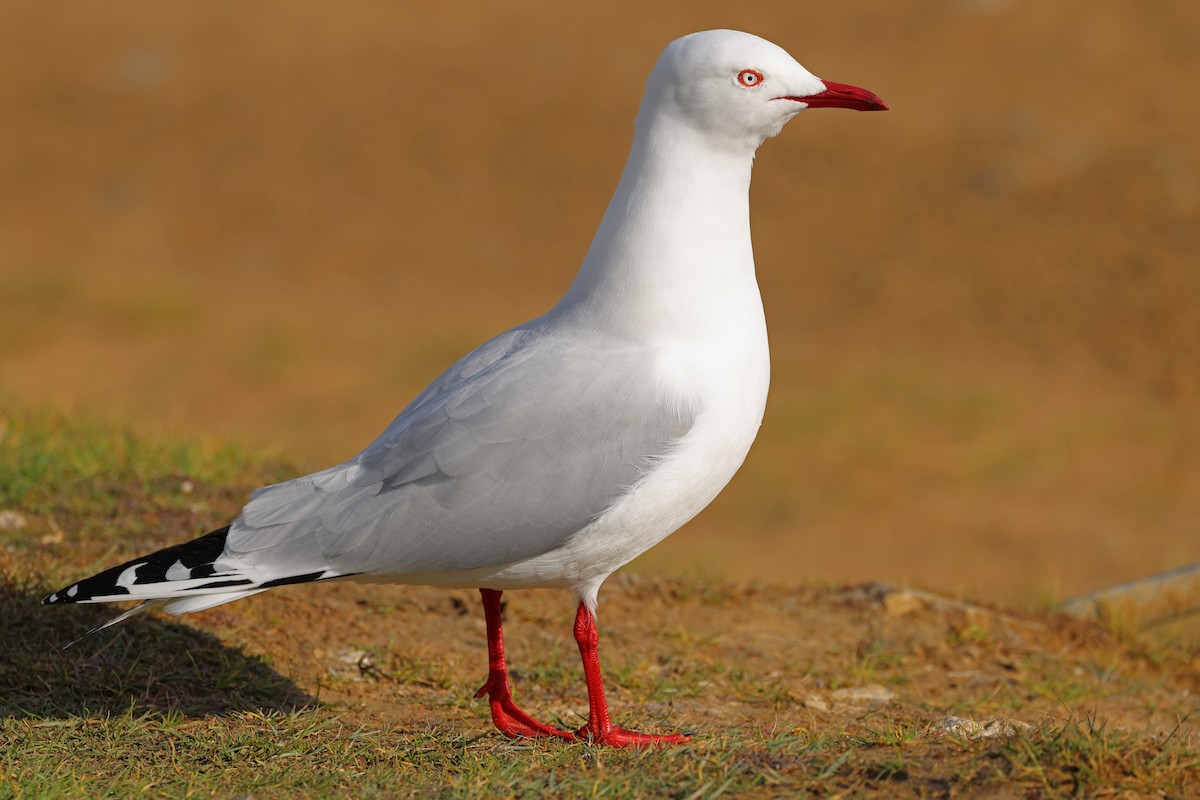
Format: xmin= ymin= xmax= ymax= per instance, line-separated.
xmin=166 ymin=560 xmax=190 ymax=581
xmin=67 ymin=584 xmax=78 ymax=597
xmin=116 ymin=563 xmax=143 ymax=589
xmin=48 ymin=593 xmax=58 ymax=603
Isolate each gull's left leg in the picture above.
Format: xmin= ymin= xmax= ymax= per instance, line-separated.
xmin=473 ymin=589 xmax=575 ymax=740
xmin=571 ymin=602 xmax=691 ymax=747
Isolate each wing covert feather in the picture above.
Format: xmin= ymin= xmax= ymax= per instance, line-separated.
xmin=226 ymin=325 xmax=695 ymax=577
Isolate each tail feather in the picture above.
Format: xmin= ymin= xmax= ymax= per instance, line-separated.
xmin=44 ymin=524 xmax=352 ymax=644
xmin=63 ymin=600 xmax=165 ymax=649
xmin=61 ymin=590 xmax=269 ymax=650
xmin=160 ymin=588 xmax=268 ymax=615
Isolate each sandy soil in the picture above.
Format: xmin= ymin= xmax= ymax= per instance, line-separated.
xmin=1 ymin=1 xmax=1199 ymax=605
xmin=202 ymin=577 xmax=1197 ymax=743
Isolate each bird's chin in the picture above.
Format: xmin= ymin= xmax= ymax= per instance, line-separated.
xmin=763 ymin=115 xmax=795 ymax=140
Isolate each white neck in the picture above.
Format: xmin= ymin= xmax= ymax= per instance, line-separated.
xmin=556 ymin=107 xmax=760 ymax=339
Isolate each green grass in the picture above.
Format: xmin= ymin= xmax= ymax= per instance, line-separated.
xmin=8 ymin=712 xmax=1194 ymax=799
xmin=2 ymin=718 xmax=824 ymax=799
xmin=0 ymin=401 xmax=286 ymax=519
xmin=1 ymin=403 xmax=1197 ymax=798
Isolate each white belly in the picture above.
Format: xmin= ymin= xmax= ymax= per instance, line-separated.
xmin=473 ymin=309 xmax=771 ymax=606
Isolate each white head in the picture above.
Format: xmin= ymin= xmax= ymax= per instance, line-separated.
xmin=639 ymin=30 xmax=887 ymax=154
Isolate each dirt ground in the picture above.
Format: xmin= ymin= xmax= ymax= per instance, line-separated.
xmin=7 ymin=524 xmax=1199 ymax=795
xmin=2 ymin=1 xmax=1199 ymax=608
xmin=183 ymin=572 xmax=1200 ymax=762
xmin=2 ymin=427 xmax=1196 ymax=796
xmin=203 ymin=577 xmax=1198 ymax=743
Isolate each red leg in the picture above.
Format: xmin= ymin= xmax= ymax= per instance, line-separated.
xmin=572 ymin=602 xmax=691 ymax=747
xmin=474 ymin=589 xmax=575 ymax=740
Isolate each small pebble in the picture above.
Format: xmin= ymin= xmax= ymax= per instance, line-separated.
xmin=925 ymin=715 xmax=1034 ymax=740
xmin=0 ymin=510 xmax=28 ymax=531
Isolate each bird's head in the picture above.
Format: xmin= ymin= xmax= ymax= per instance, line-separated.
xmin=642 ymin=29 xmax=887 ymax=153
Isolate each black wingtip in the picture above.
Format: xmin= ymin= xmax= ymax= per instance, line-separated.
xmin=44 ymin=524 xmax=233 ymax=604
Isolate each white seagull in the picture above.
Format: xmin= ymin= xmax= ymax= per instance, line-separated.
xmin=46 ymin=29 xmax=886 ymax=747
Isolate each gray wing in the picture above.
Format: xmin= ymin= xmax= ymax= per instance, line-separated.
xmin=223 ymin=323 xmax=696 ymax=578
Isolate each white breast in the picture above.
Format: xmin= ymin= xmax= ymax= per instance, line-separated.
xmin=479 ymin=287 xmax=771 ymax=606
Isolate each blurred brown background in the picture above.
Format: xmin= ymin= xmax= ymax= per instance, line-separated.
xmin=2 ymin=1 xmax=1197 ymax=605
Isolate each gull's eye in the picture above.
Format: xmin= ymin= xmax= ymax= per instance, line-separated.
xmin=737 ymin=69 xmax=763 ymax=88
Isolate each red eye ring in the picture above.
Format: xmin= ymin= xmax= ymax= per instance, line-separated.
xmin=737 ymin=69 xmax=763 ymax=88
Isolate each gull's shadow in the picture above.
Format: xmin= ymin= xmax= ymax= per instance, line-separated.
xmin=1 ymin=580 xmax=309 ymax=720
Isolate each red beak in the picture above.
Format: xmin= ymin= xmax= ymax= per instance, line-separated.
xmin=781 ymin=80 xmax=888 ymax=112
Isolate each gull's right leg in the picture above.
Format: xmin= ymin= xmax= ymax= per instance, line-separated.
xmin=474 ymin=588 xmax=575 ymax=740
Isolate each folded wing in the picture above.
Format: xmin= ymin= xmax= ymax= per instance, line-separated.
xmin=224 ymin=324 xmax=696 ymax=580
